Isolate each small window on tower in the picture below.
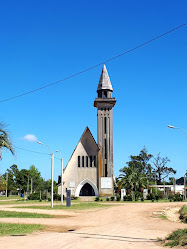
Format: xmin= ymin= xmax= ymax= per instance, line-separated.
xmin=86 ymin=156 xmax=88 ymax=167
xmin=105 ymin=139 xmax=107 ymax=159
xmin=82 ymin=156 xmax=84 ymax=167
xmin=104 ymin=91 xmax=107 ymax=98
xmin=78 ymin=156 xmax=80 ymax=167
xmin=94 ymin=156 xmax=96 ymax=167
xmin=104 ymin=117 xmax=107 ymax=134
xmin=90 ymin=156 xmax=92 ymax=167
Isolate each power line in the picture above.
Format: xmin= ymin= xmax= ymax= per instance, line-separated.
xmin=15 ymin=146 xmax=50 ymax=155
xmin=15 ymin=146 xmax=61 ymax=160
xmin=1 ymin=22 xmax=187 ymax=103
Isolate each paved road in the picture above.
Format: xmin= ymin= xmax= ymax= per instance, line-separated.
xmin=0 ymin=202 xmax=186 ymax=249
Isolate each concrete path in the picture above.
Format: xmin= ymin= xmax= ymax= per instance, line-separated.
xmin=0 ymin=202 xmax=186 ymax=249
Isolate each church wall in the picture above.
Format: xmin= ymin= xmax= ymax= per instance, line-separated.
xmin=58 ymin=129 xmax=98 ymax=196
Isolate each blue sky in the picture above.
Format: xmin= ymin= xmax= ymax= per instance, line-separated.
xmin=0 ymin=0 xmax=187 ymax=181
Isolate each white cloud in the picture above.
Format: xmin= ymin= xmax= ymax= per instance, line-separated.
xmin=23 ymin=134 xmax=38 ymax=142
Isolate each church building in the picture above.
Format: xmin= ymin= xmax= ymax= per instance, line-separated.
xmin=58 ymin=65 xmax=116 ymax=197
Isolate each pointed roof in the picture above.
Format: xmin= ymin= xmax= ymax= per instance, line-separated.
xmin=63 ymin=126 xmax=98 ymax=173
xmin=97 ymin=64 xmax=113 ymax=91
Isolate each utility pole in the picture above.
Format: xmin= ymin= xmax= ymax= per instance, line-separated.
xmin=163 ymin=179 xmax=165 ymax=196
xmin=37 ymin=141 xmax=54 ymax=208
xmin=27 ymin=175 xmax=29 ymax=194
xmin=56 ymin=150 xmax=63 ymax=205
xmin=154 ymin=173 xmax=157 ymax=194
xmin=51 ymin=153 xmax=54 ymax=208
xmin=6 ymin=173 xmax=8 ymax=197
xmin=184 ymin=172 xmax=186 ymax=200
xmin=61 ymin=158 xmax=63 ymax=205
xmin=31 ymin=177 xmax=33 ymax=194
xmin=173 ymin=177 xmax=176 ymax=194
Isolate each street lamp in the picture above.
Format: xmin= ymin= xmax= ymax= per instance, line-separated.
xmin=37 ymin=141 xmax=54 ymax=208
xmin=168 ymin=125 xmax=187 ymax=199
xmin=56 ymin=150 xmax=63 ymax=205
xmin=168 ymin=125 xmax=187 ymax=138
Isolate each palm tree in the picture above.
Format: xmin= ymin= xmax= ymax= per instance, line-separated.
xmin=118 ymin=164 xmax=149 ymax=194
xmin=0 ymin=122 xmax=14 ymax=160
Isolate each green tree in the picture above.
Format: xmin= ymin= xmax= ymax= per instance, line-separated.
xmin=153 ymin=153 xmax=176 ymax=184
xmin=16 ymin=169 xmax=29 ymax=192
xmin=0 ymin=176 xmax=6 ymax=191
xmin=45 ymin=179 xmax=58 ymax=193
xmin=29 ymin=165 xmax=42 ymax=191
xmin=129 ymin=147 xmax=153 ymax=176
xmin=117 ymin=148 xmax=153 ymax=197
xmin=118 ymin=164 xmax=149 ymax=194
xmin=2 ymin=165 xmax=19 ymax=194
xmin=0 ymin=122 xmax=14 ymax=160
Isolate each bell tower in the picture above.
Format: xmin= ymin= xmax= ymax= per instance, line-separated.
xmin=94 ymin=65 xmax=116 ymax=196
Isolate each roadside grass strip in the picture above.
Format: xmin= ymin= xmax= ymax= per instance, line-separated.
xmin=179 ymin=205 xmax=187 ymax=223
xmin=14 ymin=202 xmax=111 ymax=210
xmin=0 ymin=211 xmax=54 ymax=218
xmin=0 ymin=196 xmax=21 ymax=200
xmin=0 ymin=223 xmax=45 ymax=236
xmin=160 ymin=229 xmax=187 ymax=247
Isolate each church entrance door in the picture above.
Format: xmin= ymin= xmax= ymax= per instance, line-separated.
xmin=79 ymin=183 xmax=95 ymax=196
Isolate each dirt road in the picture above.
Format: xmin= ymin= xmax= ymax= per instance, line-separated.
xmin=0 ymin=202 xmax=186 ymax=249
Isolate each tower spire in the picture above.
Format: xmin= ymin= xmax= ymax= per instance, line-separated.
xmin=94 ymin=65 xmax=116 ymax=197
xmin=97 ymin=65 xmax=113 ymax=92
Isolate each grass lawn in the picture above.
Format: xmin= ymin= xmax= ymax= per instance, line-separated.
xmin=0 ymin=195 xmax=21 ymax=200
xmin=0 ymin=210 xmax=54 ymax=218
xmin=160 ymin=229 xmax=187 ymax=247
xmin=0 ymin=223 xmax=45 ymax=236
xmin=159 ymin=206 xmax=187 ymax=247
xmin=15 ymin=202 xmax=111 ymax=210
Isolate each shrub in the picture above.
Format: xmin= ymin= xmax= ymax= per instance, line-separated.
xmin=116 ymin=194 xmax=120 ymax=201
xmin=123 ymin=195 xmax=133 ymax=201
xmin=175 ymin=194 xmax=183 ymax=202
xmin=151 ymin=199 xmax=155 ymax=202
xmin=106 ymin=197 xmax=110 ymax=201
xmin=100 ymin=198 xmax=103 ymax=201
xmin=147 ymin=193 xmax=155 ymax=200
xmin=155 ymin=194 xmax=159 ymax=201
xmin=179 ymin=205 xmax=187 ymax=223
xmin=168 ymin=194 xmax=174 ymax=200
xmin=111 ymin=196 xmax=115 ymax=201
xmin=95 ymin=197 xmax=100 ymax=202
xmin=27 ymin=192 xmax=45 ymax=200
xmin=135 ymin=191 xmax=142 ymax=201
xmin=53 ymin=193 xmax=61 ymax=201
xmin=141 ymin=197 xmax=144 ymax=202
xmin=157 ymin=191 xmax=165 ymax=199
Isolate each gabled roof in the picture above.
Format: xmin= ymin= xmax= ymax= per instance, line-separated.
xmin=97 ymin=64 xmax=113 ymax=91
xmin=80 ymin=126 xmax=98 ymax=149
xmin=63 ymin=126 xmax=98 ymax=172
